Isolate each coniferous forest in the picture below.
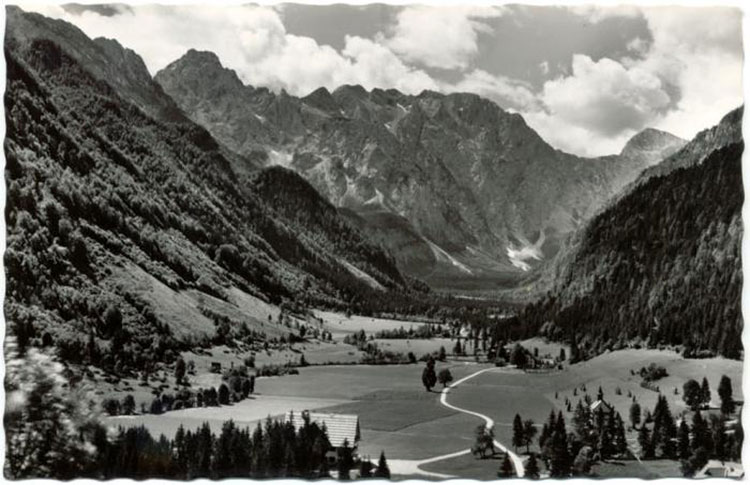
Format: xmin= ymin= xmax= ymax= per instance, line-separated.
xmin=520 ymin=140 xmax=743 ymax=360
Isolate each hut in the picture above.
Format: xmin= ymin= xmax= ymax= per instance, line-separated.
xmin=285 ymin=410 xmax=361 ymax=463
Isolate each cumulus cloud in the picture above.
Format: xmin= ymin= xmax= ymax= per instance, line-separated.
xmin=341 ymin=36 xmax=439 ymax=94
xmin=524 ymin=111 xmax=637 ymax=158
xmin=559 ymin=5 xmax=743 ymax=150
xmin=449 ymin=69 xmax=540 ymax=112
xmin=568 ymin=5 xmax=642 ymax=23
xmin=517 ymin=6 xmax=743 ymax=156
xmin=634 ymin=7 xmax=743 ymax=139
xmin=24 ymin=4 xmax=439 ymax=97
xmin=540 ymin=54 xmax=670 ymax=137
xmin=382 ymin=6 xmax=503 ymax=71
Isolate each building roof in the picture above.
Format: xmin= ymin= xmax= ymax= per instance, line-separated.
xmin=285 ymin=411 xmax=360 ymax=448
xmin=696 ymin=461 xmax=744 ymax=478
xmin=590 ymin=400 xmax=613 ymax=413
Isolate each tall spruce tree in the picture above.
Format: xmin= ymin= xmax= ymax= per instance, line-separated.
xmin=700 ymin=377 xmax=711 ymax=408
xmin=678 ymin=419 xmax=691 ymax=460
xmin=638 ymin=425 xmax=652 ymax=460
xmin=629 ymin=401 xmax=641 ymax=429
xmin=525 ymin=453 xmax=540 ymax=479
xmin=523 ymin=419 xmax=538 ymax=454
xmin=421 ymin=358 xmax=437 ymax=391
xmin=498 ymin=452 xmax=514 ymax=478
xmin=718 ymin=375 xmax=735 ymax=415
xmin=374 ymin=451 xmax=390 ymax=479
xmin=549 ymin=412 xmax=570 ymax=477
xmin=512 ymin=414 xmax=525 ymax=451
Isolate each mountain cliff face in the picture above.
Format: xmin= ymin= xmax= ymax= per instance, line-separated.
xmin=4 ymin=7 xmax=408 ymax=372
xmin=518 ymin=108 xmax=743 ymax=359
xmin=155 ymin=50 xmax=686 ymax=289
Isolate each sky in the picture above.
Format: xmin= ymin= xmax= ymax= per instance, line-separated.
xmin=23 ymin=3 xmax=744 ymax=157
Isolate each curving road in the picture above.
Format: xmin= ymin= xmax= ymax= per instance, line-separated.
xmin=387 ymin=366 xmax=525 ymax=478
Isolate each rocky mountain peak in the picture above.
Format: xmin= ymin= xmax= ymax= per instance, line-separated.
xmin=302 ymin=86 xmax=340 ymax=113
xmin=620 ymin=127 xmax=686 ymax=159
xmin=157 ymin=49 xmax=246 ymax=94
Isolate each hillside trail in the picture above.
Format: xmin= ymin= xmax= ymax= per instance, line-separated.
xmin=387 ymin=366 xmax=526 ymax=478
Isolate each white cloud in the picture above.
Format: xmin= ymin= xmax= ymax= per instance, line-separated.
xmin=524 ymin=111 xmax=637 ymax=158
xmin=448 ymin=69 xmax=540 ymax=112
xmin=382 ymin=6 xmax=503 ymax=71
xmin=568 ymin=5 xmax=642 ymax=23
xmin=540 ymin=54 xmax=670 ymax=137
xmin=552 ymin=5 xmax=743 ymax=152
xmin=518 ymin=5 xmax=743 ymax=156
xmin=23 ymin=4 xmax=444 ymax=98
xmin=341 ymin=36 xmax=440 ymax=94
xmin=634 ymin=7 xmax=743 ymax=139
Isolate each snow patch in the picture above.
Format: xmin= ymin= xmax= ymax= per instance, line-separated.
xmin=506 ymin=245 xmax=543 ymax=272
xmin=268 ymin=149 xmax=293 ymax=168
xmin=364 ymin=188 xmax=386 ymax=207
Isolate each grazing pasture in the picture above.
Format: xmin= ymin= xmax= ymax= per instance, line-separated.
xmin=373 ymin=338 xmax=453 ymax=356
xmin=315 ymin=310 xmax=438 ymax=339
xmin=106 ymin=345 xmax=742 ymax=479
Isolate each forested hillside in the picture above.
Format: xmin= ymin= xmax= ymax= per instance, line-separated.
xmin=519 ymin=134 xmax=743 ymax=359
xmin=3 ymin=29 xmax=412 ymax=374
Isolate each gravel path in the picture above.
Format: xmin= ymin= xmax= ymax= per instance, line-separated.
xmin=388 ymin=367 xmax=526 ymax=478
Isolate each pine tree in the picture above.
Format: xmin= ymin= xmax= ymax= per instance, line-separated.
xmin=337 ymin=439 xmax=353 ymax=480
xmin=678 ymin=419 xmax=691 ymax=460
xmin=523 ymin=419 xmax=538 ymax=454
xmin=700 ymin=377 xmax=711 ymax=408
xmin=498 ymin=452 xmax=514 ymax=478
xmin=175 ymin=357 xmax=186 ymax=385
xmin=549 ymin=412 xmax=570 ymax=477
xmin=712 ymin=417 xmax=728 ymax=462
xmin=629 ymin=401 xmax=641 ymax=429
xmin=525 ymin=453 xmax=540 ymax=479
xmin=512 ymin=414 xmax=524 ymax=451
xmin=374 ymin=451 xmax=390 ymax=479
xmin=718 ymin=375 xmax=735 ymax=415
xmin=613 ymin=414 xmax=628 ymax=456
xmin=218 ymin=384 xmax=230 ymax=405
xmin=638 ymin=425 xmax=651 ymax=460
xmin=539 ymin=409 xmax=557 ymax=453
xmin=421 ymin=358 xmax=437 ymax=391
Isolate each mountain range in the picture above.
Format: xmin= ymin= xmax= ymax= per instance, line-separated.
xmin=154 ymin=49 xmax=686 ymax=289
xmin=3 ymin=5 xmax=742 ymax=362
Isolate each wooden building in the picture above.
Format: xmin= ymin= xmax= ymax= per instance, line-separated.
xmin=285 ymin=410 xmax=361 ymax=463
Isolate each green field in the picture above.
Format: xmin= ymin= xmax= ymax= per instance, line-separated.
xmin=106 ymin=345 xmax=742 ymax=479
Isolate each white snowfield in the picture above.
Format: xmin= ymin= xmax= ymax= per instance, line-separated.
xmin=387 ymin=367 xmax=525 ymax=479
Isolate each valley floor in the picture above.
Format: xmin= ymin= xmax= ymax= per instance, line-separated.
xmin=101 ymin=331 xmax=742 ymax=479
